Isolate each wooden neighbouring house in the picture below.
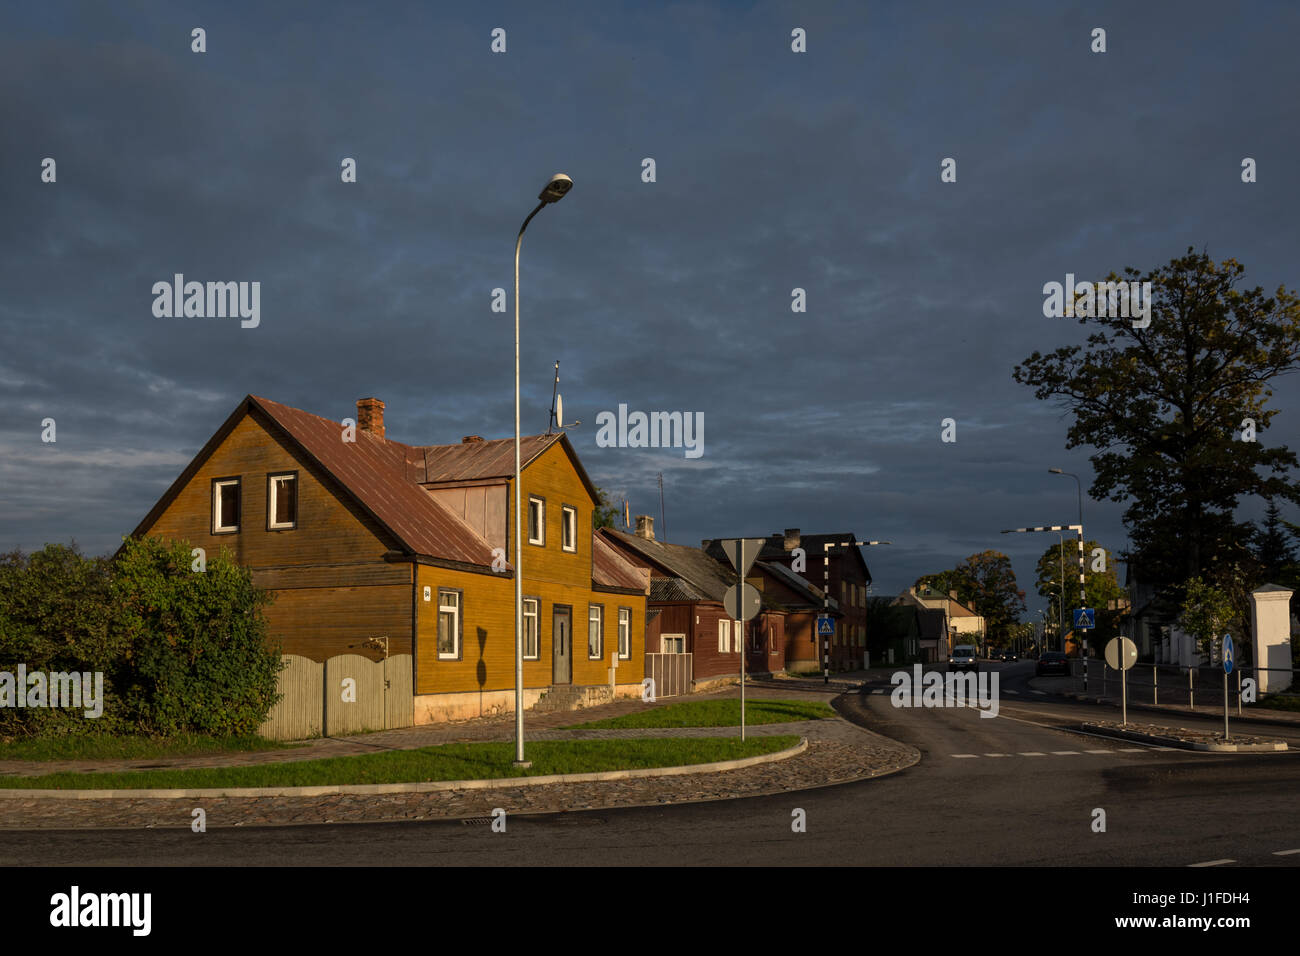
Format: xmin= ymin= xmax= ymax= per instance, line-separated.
xmin=126 ymin=394 xmax=648 ymax=726
xmin=747 ymin=530 xmax=873 ymax=671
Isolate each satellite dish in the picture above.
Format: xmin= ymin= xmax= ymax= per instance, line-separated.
xmin=555 ymin=394 xmax=563 ymax=428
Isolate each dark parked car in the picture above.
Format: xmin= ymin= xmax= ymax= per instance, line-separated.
xmin=1035 ymin=651 xmax=1070 ymax=676
xmin=999 ymin=648 xmax=1018 ymax=662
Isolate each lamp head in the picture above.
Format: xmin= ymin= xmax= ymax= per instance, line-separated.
xmin=539 ymin=173 xmax=573 ymax=203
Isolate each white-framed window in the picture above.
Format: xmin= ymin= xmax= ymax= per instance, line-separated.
xmin=437 ymin=589 xmax=461 ymax=660
xmin=212 ymin=478 xmax=240 ymax=534
xmin=588 ymin=604 xmax=603 ymax=658
xmin=618 ymin=607 xmax=631 ymax=659
xmin=718 ymin=619 xmax=730 ymax=653
xmin=528 ymin=496 xmax=545 ymax=545
xmin=562 ymin=505 xmax=577 ymax=552
xmin=661 ymin=634 xmax=685 ymax=654
xmin=523 ymin=597 xmax=540 ymax=659
xmin=267 ymin=472 xmax=297 ymax=530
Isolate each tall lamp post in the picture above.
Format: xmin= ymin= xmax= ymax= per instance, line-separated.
xmin=513 ymin=173 xmax=572 ymax=767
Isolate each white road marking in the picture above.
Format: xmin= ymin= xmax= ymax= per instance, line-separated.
xmin=1188 ymin=859 xmax=1235 ymax=868
xmin=1018 ymin=751 xmax=1045 ymax=756
xmin=1085 ymin=749 xmax=1112 ymax=754
xmin=1005 ymin=689 xmax=1020 ymax=695
xmin=1118 ymin=748 xmax=1146 ymax=752
xmin=1051 ymin=751 xmax=1080 ymax=755
xmin=983 ymin=753 xmax=1010 ymax=757
xmin=1272 ymin=849 xmax=1300 ymax=856
xmin=950 ymin=754 xmax=979 ymax=758
xmin=1032 ymin=690 xmax=1047 ymax=695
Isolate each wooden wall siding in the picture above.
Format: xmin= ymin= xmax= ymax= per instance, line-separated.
xmin=785 ymin=611 xmax=818 ymax=663
xmin=252 ymin=563 xmax=409 ymax=590
xmin=144 ymin=412 xmax=400 ymax=569
xmin=415 ymin=439 xmax=644 ymax=698
xmin=416 ymin=564 xmax=645 ymax=696
xmin=425 ymin=483 xmax=507 ymax=551
xmin=258 ymin=655 xmax=323 ymax=740
xmin=265 ymin=584 xmax=412 ymax=661
xmin=692 ymin=602 xmax=741 ymax=679
xmin=504 ymin=441 xmax=598 ymax=586
xmin=140 ymin=412 xmax=413 ymax=662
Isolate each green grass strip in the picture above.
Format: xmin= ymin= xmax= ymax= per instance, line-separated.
xmin=563 ymin=698 xmax=835 ymax=729
xmin=0 ymin=735 xmax=800 ymax=790
xmin=0 ymin=733 xmax=298 ymax=762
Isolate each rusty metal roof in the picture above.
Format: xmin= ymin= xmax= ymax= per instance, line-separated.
xmin=249 ymin=396 xmax=504 ymax=568
xmin=422 ymin=435 xmax=557 ymax=483
xmin=592 ymin=534 xmax=650 ymax=592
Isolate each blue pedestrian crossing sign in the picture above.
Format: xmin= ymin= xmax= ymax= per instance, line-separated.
xmin=817 ymin=616 xmax=835 ymax=637
xmin=1222 ymin=633 xmax=1234 ymax=674
xmin=1072 ymin=608 xmax=1096 ymax=630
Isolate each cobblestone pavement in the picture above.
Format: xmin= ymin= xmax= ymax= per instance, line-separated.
xmin=0 ymin=687 xmax=919 ymax=830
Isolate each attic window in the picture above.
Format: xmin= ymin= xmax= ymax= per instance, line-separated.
xmin=562 ymin=505 xmax=577 ymax=552
xmin=267 ymin=472 xmax=297 ymax=530
xmin=212 ymin=478 xmax=240 ymax=534
xmin=528 ymin=496 xmax=545 ymax=546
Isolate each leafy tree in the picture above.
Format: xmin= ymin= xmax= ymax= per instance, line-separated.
xmin=1177 ymin=576 xmax=1237 ymax=660
xmin=0 ymin=538 xmax=282 ymax=739
xmin=919 ymin=550 xmax=1026 ymax=642
xmin=1034 ymin=539 xmax=1127 ymax=643
xmin=592 ymin=486 xmax=622 ymax=531
xmin=1013 ymin=249 xmax=1300 ymax=606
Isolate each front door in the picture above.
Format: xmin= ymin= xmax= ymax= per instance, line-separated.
xmin=552 ymin=605 xmax=572 ymax=685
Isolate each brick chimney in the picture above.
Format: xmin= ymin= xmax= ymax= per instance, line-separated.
xmin=635 ymin=515 xmax=655 ymax=541
xmin=783 ymin=528 xmax=801 ymax=550
xmin=356 ymin=397 xmax=385 ymax=438
xmin=461 ymin=435 xmax=484 ymax=444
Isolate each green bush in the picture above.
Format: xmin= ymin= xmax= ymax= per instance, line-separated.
xmin=0 ymin=537 xmax=282 ymax=739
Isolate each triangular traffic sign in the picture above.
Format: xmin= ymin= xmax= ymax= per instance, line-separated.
xmin=719 ymin=538 xmax=766 ymax=579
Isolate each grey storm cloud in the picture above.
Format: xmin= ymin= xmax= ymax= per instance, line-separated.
xmin=2 ymin=0 xmax=1299 ymax=609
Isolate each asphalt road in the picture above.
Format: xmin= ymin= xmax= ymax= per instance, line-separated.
xmin=3 ymin=662 xmax=1299 ymax=866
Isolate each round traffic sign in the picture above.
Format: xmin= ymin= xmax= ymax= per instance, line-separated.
xmin=1222 ymin=633 xmax=1234 ymax=674
xmin=723 ymin=583 xmax=762 ymax=622
xmin=1104 ymin=636 xmax=1138 ymax=671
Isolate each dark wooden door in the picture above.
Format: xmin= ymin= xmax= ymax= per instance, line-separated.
xmin=553 ymin=605 xmax=572 ymax=685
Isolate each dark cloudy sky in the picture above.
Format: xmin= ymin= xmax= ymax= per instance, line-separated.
xmin=3 ymin=1 xmax=1299 ymax=618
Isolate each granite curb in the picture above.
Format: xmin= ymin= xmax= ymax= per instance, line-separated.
xmin=1078 ymin=721 xmax=1289 ymax=753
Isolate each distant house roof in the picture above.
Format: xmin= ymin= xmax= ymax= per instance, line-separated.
xmin=917 ymin=608 xmax=949 ymax=642
xmin=128 ymin=394 xmax=604 ymax=576
xmin=600 ymin=529 xmax=737 ymax=603
xmin=745 ymin=532 xmax=873 ymax=586
xmin=592 ymin=534 xmax=650 ymax=593
xmin=756 ymin=560 xmax=839 ymax=612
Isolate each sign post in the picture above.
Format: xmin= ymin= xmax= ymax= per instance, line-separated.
xmin=1222 ymin=633 xmax=1234 ymax=741
xmin=1104 ymin=636 xmax=1137 ymax=725
xmin=720 ymin=538 xmax=765 ymax=742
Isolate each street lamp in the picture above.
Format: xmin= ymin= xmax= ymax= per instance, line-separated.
xmin=513 ymin=173 xmax=572 ymax=767
xmin=1048 ymin=468 xmax=1084 ymax=530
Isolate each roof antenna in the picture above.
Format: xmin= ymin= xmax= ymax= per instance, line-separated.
xmin=658 ymin=471 xmax=667 ymax=543
xmin=547 ymin=360 xmax=580 ymax=434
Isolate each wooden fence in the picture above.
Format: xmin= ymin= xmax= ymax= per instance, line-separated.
xmin=259 ymin=653 xmax=413 ymax=741
xmin=645 ymin=652 xmax=693 ymax=699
